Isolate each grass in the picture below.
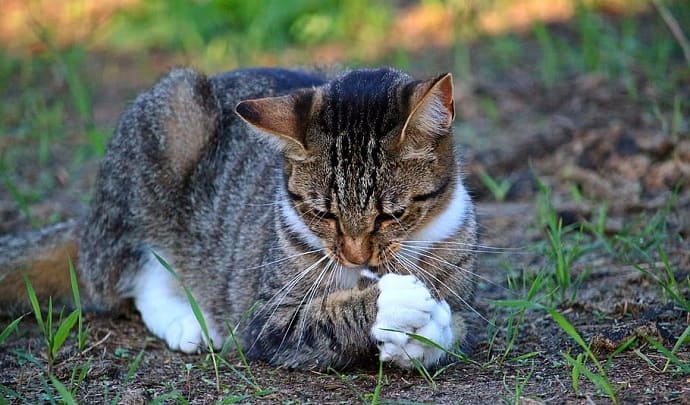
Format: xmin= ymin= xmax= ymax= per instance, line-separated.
xmin=534 ymin=181 xmax=588 ymax=304
xmin=23 ymin=273 xmax=81 ymax=373
xmin=0 ymin=315 xmax=24 ymax=346
xmin=503 ymin=359 xmax=535 ymax=405
xmin=488 ymin=181 xmax=687 ymax=403
xmin=478 ymin=169 xmax=512 ymax=202
xmin=1 ymin=250 xmax=272 ymax=403
xmin=493 ymin=298 xmax=618 ymax=402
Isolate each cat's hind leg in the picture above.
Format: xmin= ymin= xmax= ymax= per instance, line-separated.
xmin=132 ymin=251 xmax=224 ymax=353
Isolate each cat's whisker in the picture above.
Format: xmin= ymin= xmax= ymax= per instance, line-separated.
xmin=249 ymin=254 xmax=329 ymax=353
xmin=321 ymin=258 xmax=339 ymax=305
xmin=402 ymin=240 xmax=523 ymax=251
xmin=399 ymin=242 xmax=516 ymax=255
xmin=394 ymin=249 xmax=492 ymax=326
xmin=397 ymin=245 xmax=506 ymax=290
xmin=390 ymin=250 xmax=443 ymax=298
xmin=397 ymin=246 xmax=477 ymax=289
xmin=292 ymin=258 xmax=334 ymax=349
xmin=252 ymin=259 xmax=324 ymax=333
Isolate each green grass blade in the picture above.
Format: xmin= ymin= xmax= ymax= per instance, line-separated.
xmin=410 ymin=358 xmax=436 ymax=390
xmin=52 ymin=310 xmax=80 ymax=358
xmin=68 ymin=257 xmax=81 ymax=308
xmin=68 ymin=257 xmax=87 ymax=350
xmin=671 ymin=324 xmax=690 ymax=354
xmin=151 ymin=252 xmax=212 ymax=347
xmin=152 ymin=251 xmax=220 ymax=391
xmin=124 ymin=347 xmax=146 ymax=384
xmin=570 ymin=353 xmax=582 ymax=394
xmin=646 ymin=337 xmax=690 ymax=374
xmin=0 ymin=315 xmax=25 ymax=345
xmin=564 ymin=353 xmax=617 ymax=402
xmin=223 ymin=326 xmax=261 ymax=390
xmin=23 ymin=274 xmax=45 ymax=332
xmin=0 ymin=383 xmax=20 ymax=402
xmin=370 ymin=360 xmax=384 ymax=405
xmin=49 ymin=375 xmax=78 ymax=405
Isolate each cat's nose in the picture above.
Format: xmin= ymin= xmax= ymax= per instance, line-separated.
xmin=340 ymin=235 xmax=372 ymax=266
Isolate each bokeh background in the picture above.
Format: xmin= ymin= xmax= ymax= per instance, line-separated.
xmin=1 ymin=0 xmax=687 ymax=227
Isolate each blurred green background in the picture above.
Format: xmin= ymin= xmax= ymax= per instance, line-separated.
xmin=0 ymin=0 xmax=688 ymax=227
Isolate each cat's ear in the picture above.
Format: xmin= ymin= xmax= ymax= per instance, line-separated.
xmin=399 ymin=73 xmax=455 ymax=148
xmin=235 ymin=90 xmax=314 ymax=160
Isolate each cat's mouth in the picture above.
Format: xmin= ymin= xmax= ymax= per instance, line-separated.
xmin=335 ymin=252 xmax=385 ymax=270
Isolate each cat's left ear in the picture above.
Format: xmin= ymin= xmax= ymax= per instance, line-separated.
xmin=235 ymin=90 xmax=314 ymax=160
xmin=399 ymin=73 xmax=455 ymax=147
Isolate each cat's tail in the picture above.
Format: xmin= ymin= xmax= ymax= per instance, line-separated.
xmin=0 ymin=220 xmax=79 ymax=314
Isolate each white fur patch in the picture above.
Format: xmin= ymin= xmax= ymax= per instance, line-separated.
xmin=132 ymin=251 xmax=224 ymax=353
xmin=280 ymin=197 xmax=324 ymax=250
xmin=359 ymin=268 xmax=380 ymax=281
xmin=411 ymin=179 xmax=470 ymax=244
xmin=371 ymin=274 xmax=453 ymax=368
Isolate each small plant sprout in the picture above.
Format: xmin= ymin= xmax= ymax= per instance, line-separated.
xmin=479 ymin=169 xmax=512 ymax=202
xmin=23 ymin=274 xmax=80 ymax=373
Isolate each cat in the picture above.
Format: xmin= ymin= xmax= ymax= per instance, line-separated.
xmin=0 ymin=66 xmax=477 ymax=370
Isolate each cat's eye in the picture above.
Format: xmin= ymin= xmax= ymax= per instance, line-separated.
xmin=374 ymin=209 xmax=405 ymax=231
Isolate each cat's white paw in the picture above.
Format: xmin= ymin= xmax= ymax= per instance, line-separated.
xmin=133 ymin=252 xmax=224 ymax=353
xmin=371 ymin=274 xmax=453 ymax=368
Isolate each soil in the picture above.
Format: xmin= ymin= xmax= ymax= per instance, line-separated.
xmin=1 ymin=42 xmax=689 ymax=405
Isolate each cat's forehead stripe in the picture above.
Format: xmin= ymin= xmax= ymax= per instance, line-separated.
xmin=321 ymin=69 xmax=408 ymax=210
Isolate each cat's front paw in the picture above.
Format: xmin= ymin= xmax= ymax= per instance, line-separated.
xmin=371 ymin=274 xmax=453 ymax=368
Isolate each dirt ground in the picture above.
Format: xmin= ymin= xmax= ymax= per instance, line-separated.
xmin=1 ymin=44 xmax=690 ymax=404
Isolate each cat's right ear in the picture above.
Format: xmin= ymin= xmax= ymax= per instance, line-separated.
xmin=235 ymin=90 xmax=314 ymax=160
xmin=397 ymin=73 xmax=455 ymax=151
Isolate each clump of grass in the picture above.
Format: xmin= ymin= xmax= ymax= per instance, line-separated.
xmin=634 ymin=248 xmax=690 ymax=311
xmin=535 ymin=181 xmax=587 ymax=303
xmin=532 ymin=21 xmax=560 ymax=88
xmin=495 ymin=300 xmax=617 ymax=402
xmin=23 ymin=269 xmax=82 ymax=373
xmin=478 ymin=169 xmax=512 ymax=202
xmin=499 ymin=271 xmax=545 ymax=362
xmin=503 ymin=359 xmax=535 ymax=405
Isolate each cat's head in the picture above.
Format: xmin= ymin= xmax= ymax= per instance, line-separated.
xmin=236 ymin=68 xmax=457 ymax=271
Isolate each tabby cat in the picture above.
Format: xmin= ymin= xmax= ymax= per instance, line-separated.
xmin=0 ymin=67 xmax=477 ymax=370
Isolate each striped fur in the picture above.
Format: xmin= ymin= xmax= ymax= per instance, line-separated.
xmin=0 ymin=67 xmax=477 ymax=370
